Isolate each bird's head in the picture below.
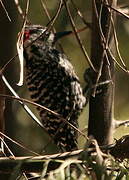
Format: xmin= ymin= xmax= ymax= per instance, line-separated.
xmin=23 ymin=25 xmax=52 ymax=47
xmin=23 ymin=24 xmax=72 ymax=48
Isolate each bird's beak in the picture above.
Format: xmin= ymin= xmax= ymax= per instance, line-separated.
xmin=54 ymin=31 xmax=72 ymax=42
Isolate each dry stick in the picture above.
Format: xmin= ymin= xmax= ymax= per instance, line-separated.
xmin=99 ymin=1 xmax=129 ymax=74
xmin=14 ymin=0 xmax=29 ymax=23
xmin=4 ymin=136 xmax=129 ymax=174
xmin=102 ymin=5 xmax=129 ymax=74
xmin=92 ymin=0 xmax=107 ymax=96
xmin=62 ymin=0 xmax=96 ymax=72
xmin=14 ymin=0 xmax=25 ymax=20
xmin=0 ymin=0 xmax=11 ymax=21
xmin=0 ymin=156 xmax=127 ymax=174
xmin=22 ymin=173 xmax=28 ymax=180
xmin=0 ymin=134 xmax=98 ymax=169
xmin=104 ymin=0 xmax=129 ymax=73
xmin=0 ymin=132 xmax=40 ymax=156
xmin=111 ymin=14 xmax=128 ymax=70
xmin=0 ymin=77 xmax=5 ymax=153
xmin=0 ymin=137 xmax=15 ymax=158
xmin=1 ymin=75 xmax=65 ymax=153
xmin=40 ymin=0 xmax=64 ymax=52
xmin=93 ymin=0 xmax=128 ymax=74
xmin=0 ymin=141 xmax=116 ymax=160
xmin=0 ymin=145 xmax=105 ymax=160
xmin=70 ymin=0 xmax=92 ymax=29
xmin=2 ymin=75 xmax=44 ymax=129
xmin=107 ymin=47 xmax=129 ymax=73
xmin=114 ymin=119 xmax=129 ymax=128
xmin=23 ymin=0 xmax=30 ymax=23
xmin=17 ymin=0 xmax=30 ymax=86
xmin=40 ymin=0 xmax=52 ymax=24
xmin=46 ymin=0 xmax=63 ymax=28
xmin=104 ymin=2 xmax=129 ymax=20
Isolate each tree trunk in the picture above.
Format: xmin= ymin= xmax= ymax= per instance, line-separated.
xmin=88 ymin=0 xmax=117 ymax=145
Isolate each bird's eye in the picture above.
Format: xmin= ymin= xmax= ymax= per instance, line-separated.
xmin=24 ymin=30 xmax=30 ymax=42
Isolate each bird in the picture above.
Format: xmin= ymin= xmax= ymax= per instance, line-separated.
xmin=23 ymin=24 xmax=86 ymax=152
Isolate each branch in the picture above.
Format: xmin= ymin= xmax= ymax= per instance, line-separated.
xmin=62 ymin=0 xmax=96 ymax=71
xmin=0 ymin=135 xmax=129 ymax=173
xmin=2 ymin=75 xmax=44 ymax=129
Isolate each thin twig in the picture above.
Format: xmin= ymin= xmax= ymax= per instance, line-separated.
xmin=0 ymin=137 xmax=15 ymax=158
xmin=46 ymin=0 xmax=63 ymax=28
xmin=114 ymin=119 xmax=129 ymax=128
xmin=14 ymin=0 xmax=25 ymax=19
xmin=104 ymin=2 xmax=129 ymax=20
xmin=40 ymin=0 xmax=64 ymax=52
xmin=111 ymin=16 xmax=128 ymax=70
xmin=92 ymin=0 xmax=105 ymax=96
xmin=14 ymin=0 xmax=29 ymax=22
xmin=107 ymin=47 xmax=129 ymax=73
xmin=0 ymin=132 xmax=40 ymax=156
xmin=2 ymin=75 xmax=44 ymax=129
xmin=0 ymin=77 xmax=5 ymax=152
xmin=91 ymin=0 xmax=108 ymax=96
xmin=0 ymin=0 xmax=11 ymax=21
xmin=92 ymin=0 xmax=129 ymax=74
xmin=70 ymin=0 xmax=92 ymax=29
xmin=0 ymin=141 xmax=116 ymax=160
xmin=17 ymin=0 xmax=30 ymax=86
xmin=40 ymin=0 xmax=52 ymax=24
xmin=62 ymin=0 xmax=96 ymax=72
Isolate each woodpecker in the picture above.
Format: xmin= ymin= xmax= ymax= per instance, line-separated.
xmin=23 ymin=25 xmax=86 ymax=152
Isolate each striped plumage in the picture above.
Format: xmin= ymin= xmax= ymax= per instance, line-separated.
xmin=23 ymin=25 xmax=86 ymax=151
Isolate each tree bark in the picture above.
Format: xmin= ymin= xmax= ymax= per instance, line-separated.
xmin=88 ymin=0 xmax=117 ymax=145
